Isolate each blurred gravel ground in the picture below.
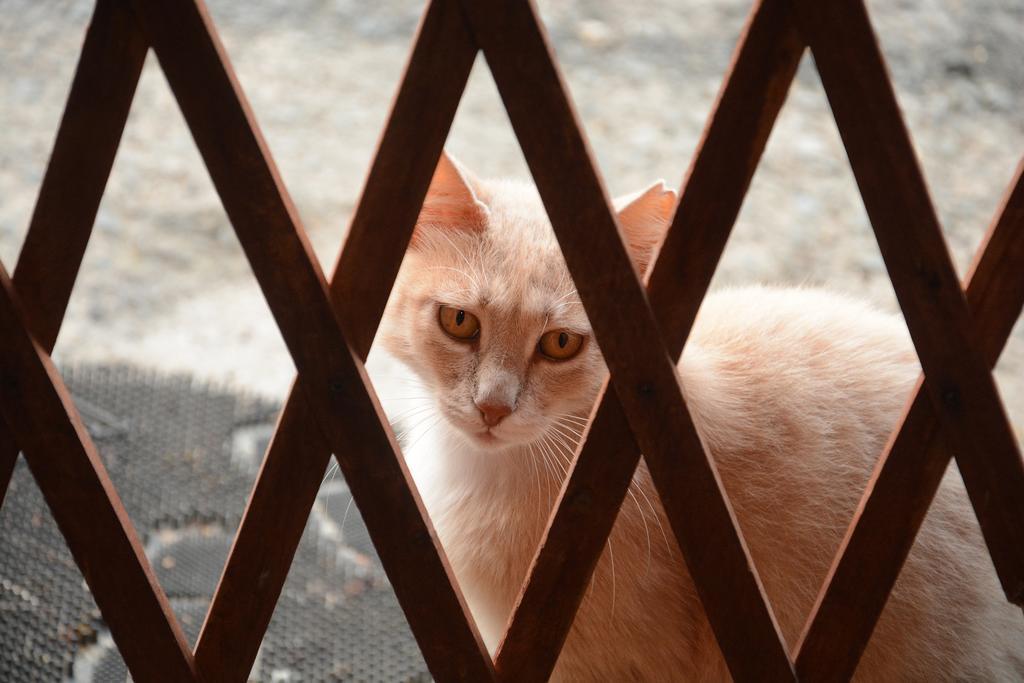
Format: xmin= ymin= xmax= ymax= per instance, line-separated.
xmin=1 ymin=0 xmax=1022 ymax=416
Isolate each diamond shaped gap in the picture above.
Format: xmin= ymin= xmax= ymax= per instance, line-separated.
xmin=531 ymin=0 xmax=751 ymax=201
xmin=53 ymin=57 xmax=296 ymax=399
xmin=699 ymin=37 xmax=958 ymax=653
xmin=864 ymin=476 xmax=1024 ymax=671
xmin=188 ymin=1 xmax=494 ymax=679
xmin=256 ymin=477 xmax=431 ymax=681
xmin=719 ymin=51 xmax=889 ymax=301
xmin=682 ymin=53 xmax=929 ymax=656
xmin=198 ymin=0 xmax=424 ymax=278
xmin=865 ymin=0 xmax=1024 ymax=280
xmin=0 ymin=0 xmax=94 ymax=267
xmin=368 ymin=64 xmax=635 ymax=664
xmin=40 ymin=56 xmax=298 ymax=652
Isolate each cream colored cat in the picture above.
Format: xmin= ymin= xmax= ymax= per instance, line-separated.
xmin=374 ymin=152 xmax=1024 ymax=681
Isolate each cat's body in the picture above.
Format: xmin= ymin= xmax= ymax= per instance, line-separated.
xmin=376 ymin=153 xmax=1024 ymax=681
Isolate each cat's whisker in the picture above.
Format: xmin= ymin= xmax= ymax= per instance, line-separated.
xmin=551 ymin=419 xmax=586 ymax=438
xmin=551 ymin=287 xmax=580 ymax=306
xmin=385 ymin=407 xmax=437 ymax=426
xmin=627 ymin=487 xmax=653 ymax=579
xmin=607 ymin=535 xmax=617 ymax=623
xmin=548 ymin=423 xmax=650 ymax=587
xmin=633 ymin=478 xmax=672 ymax=557
xmin=428 ymin=265 xmax=481 ymax=291
xmin=540 ymin=436 xmax=577 ymax=522
xmin=550 ymin=300 xmax=583 ymax=313
xmin=435 ymin=231 xmax=483 ymax=290
xmin=318 ymin=461 xmax=342 ymax=523
xmin=436 ymin=228 xmax=474 ymax=267
xmin=540 ymin=433 xmax=571 ymax=475
xmin=387 ymin=407 xmax=436 ymax=430
xmin=394 ymin=410 xmax=443 ymax=444
xmin=535 ymin=450 xmax=554 ymax=503
xmin=552 ymin=412 xmax=590 ymax=428
xmin=546 ymin=425 xmax=582 ymax=464
xmin=549 ymin=418 xmax=665 ymax=572
xmin=551 ymin=421 xmax=584 ymax=446
xmin=391 ymin=411 xmax=438 ymax=438
xmin=553 ymin=418 xmax=588 ymax=432
xmin=535 ymin=438 xmax=562 ymax=503
xmin=542 ymin=446 xmax=562 ymax=503
xmin=439 ymin=287 xmax=477 ymax=298
xmin=401 ymin=414 xmax=446 ymax=454
xmin=319 ymin=461 xmax=339 ymax=487
xmin=554 ymin=416 xmax=588 ymax=429
xmin=340 ymin=495 xmax=356 ymax=540
xmin=525 ymin=442 xmax=546 ymax=527
xmin=553 ymin=429 xmax=584 ymax=447
xmin=388 ymin=401 xmax=435 ymax=417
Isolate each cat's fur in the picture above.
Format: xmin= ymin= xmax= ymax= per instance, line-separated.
xmin=375 ymin=152 xmax=1024 ymax=681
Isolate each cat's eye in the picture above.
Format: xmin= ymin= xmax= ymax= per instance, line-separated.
xmin=538 ymin=330 xmax=584 ymax=361
xmin=439 ymin=306 xmax=480 ymax=340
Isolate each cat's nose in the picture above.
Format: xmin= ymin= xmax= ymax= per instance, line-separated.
xmin=476 ymin=400 xmax=513 ymax=427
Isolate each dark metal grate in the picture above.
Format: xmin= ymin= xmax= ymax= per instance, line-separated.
xmin=0 ymin=366 xmax=427 ymax=682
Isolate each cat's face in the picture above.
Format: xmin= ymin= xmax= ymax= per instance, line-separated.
xmin=380 ymin=153 xmax=675 ymax=450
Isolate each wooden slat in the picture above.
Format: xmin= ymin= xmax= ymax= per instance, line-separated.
xmin=0 ymin=0 xmax=147 ymax=509
xmin=4 ymin=0 xmax=1020 ymax=680
xmin=964 ymin=162 xmax=1024 ymax=359
xmin=495 ymin=1 xmax=804 ymax=679
xmin=795 ymin=0 xmax=1024 ymax=604
xmin=127 ymin=0 xmax=495 ymax=679
xmin=325 ymin=0 xmax=478 ymax=355
xmin=462 ymin=1 xmax=794 ymax=679
xmin=0 ymin=4 xmax=187 ymax=678
xmin=194 ymin=0 xmax=479 ymax=678
xmin=0 ymin=261 xmax=196 ymax=680
xmin=646 ymin=0 xmax=804 ymax=361
xmin=796 ymin=159 xmax=1024 ymax=680
xmin=0 ymin=436 xmax=14 ymax=512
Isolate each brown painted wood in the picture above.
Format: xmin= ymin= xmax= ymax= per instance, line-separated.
xmin=795 ymin=159 xmax=1024 ymax=680
xmin=194 ymin=1 xmax=480 ymax=678
xmin=495 ymin=1 xmax=804 ymax=679
xmin=0 ymin=435 xmax=14 ymax=512
xmin=4 ymin=0 xmax=1021 ymax=678
xmin=0 ymin=3 xmax=187 ymax=678
xmin=0 ymin=262 xmax=196 ymax=680
xmin=964 ymin=161 xmax=1024 ymax=360
xmin=128 ymin=0 xmax=494 ymax=679
xmin=496 ymin=382 xmax=641 ymax=681
xmin=795 ymin=0 xmax=1024 ymax=605
xmin=462 ymin=1 xmax=794 ymax=679
xmin=0 ymin=0 xmax=147 ymax=510
xmin=646 ymin=0 xmax=804 ymax=363
xmin=327 ymin=0 xmax=478 ymax=355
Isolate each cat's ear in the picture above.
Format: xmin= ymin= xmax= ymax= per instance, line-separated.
xmin=411 ymin=151 xmax=489 ymax=249
xmin=614 ymin=180 xmax=677 ymax=274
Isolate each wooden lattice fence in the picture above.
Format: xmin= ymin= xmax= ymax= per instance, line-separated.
xmin=1 ymin=0 xmax=1023 ymax=681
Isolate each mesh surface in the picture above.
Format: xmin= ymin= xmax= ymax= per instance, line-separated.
xmin=0 ymin=365 xmax=429 ymax=682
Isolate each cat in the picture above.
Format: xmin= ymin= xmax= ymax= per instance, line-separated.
xmin=373 ymin=151 xmax=1024 ymax=681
